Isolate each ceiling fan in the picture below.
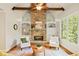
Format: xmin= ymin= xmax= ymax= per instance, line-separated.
xmin=12 ymin=3 xmax=65 ymax=11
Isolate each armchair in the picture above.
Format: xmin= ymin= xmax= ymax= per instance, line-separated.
xmin=49 ymin=36 xmax=59 ymax=49
xmin=20 ymin=36 xmax=30 ymax=50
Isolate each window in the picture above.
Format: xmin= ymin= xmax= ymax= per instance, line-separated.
xmin=61 ymin=16 xmax=78 ymax=44
xmin=62 ymin=18 xmax=67 ymax=39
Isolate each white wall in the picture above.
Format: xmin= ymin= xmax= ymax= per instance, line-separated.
xmin=0 ymin=4 xmax=29 ymax=51
xmin=0 ymin=3 xmax=25 ymax=51
xmin=0 ymin=11 xmax=6 ymax=50
xmin=5 ymin=10 xmax=24 ymax=51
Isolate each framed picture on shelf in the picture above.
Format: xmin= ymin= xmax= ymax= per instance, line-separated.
xmin=35 ymin=21 xmax=42 ymax=29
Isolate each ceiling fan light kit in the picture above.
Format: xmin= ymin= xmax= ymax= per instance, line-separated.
xmin=36 ymin=6 xmax=42 ymax=10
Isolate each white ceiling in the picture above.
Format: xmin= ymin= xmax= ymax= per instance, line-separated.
xmin=0 ymin=3 xmax=79 ymax=18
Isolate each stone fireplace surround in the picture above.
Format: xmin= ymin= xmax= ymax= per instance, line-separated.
xmin=31 ymin=10 xmax=46 ymax=41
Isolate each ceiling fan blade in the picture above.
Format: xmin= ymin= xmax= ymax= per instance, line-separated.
xmin=48 ymin=7 xmax=65 ymax=11
xmin=12 ymin=7 xmax=30 ymax=10
xmin=12 ymin=7 xmax=65 ymax=11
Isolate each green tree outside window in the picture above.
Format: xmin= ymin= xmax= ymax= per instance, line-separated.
xmin=62 ymin=16 xmax=78 ymax=44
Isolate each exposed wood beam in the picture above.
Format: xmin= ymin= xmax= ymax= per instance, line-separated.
xmin=48 ymin=7 xmax=65 ymax=11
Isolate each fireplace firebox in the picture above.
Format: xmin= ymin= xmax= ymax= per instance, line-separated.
xmin=34 ymin=36 xmax=43 ymax=41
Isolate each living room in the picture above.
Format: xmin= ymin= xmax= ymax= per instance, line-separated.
xmin=0 ymin=3 xmax=79 ymax=56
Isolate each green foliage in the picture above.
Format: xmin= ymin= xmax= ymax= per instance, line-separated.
xmin=62 ymin=16 xmax=78 ymax=44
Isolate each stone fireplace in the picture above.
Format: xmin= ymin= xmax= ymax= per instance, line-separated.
xmin=31 ymin=10 xmax=46 ymax=41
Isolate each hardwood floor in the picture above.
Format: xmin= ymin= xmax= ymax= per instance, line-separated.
xmin=8 ymin=46 xmax=33 ymax=56
xmin=7 ymin=44 xmax=73 ymax=56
